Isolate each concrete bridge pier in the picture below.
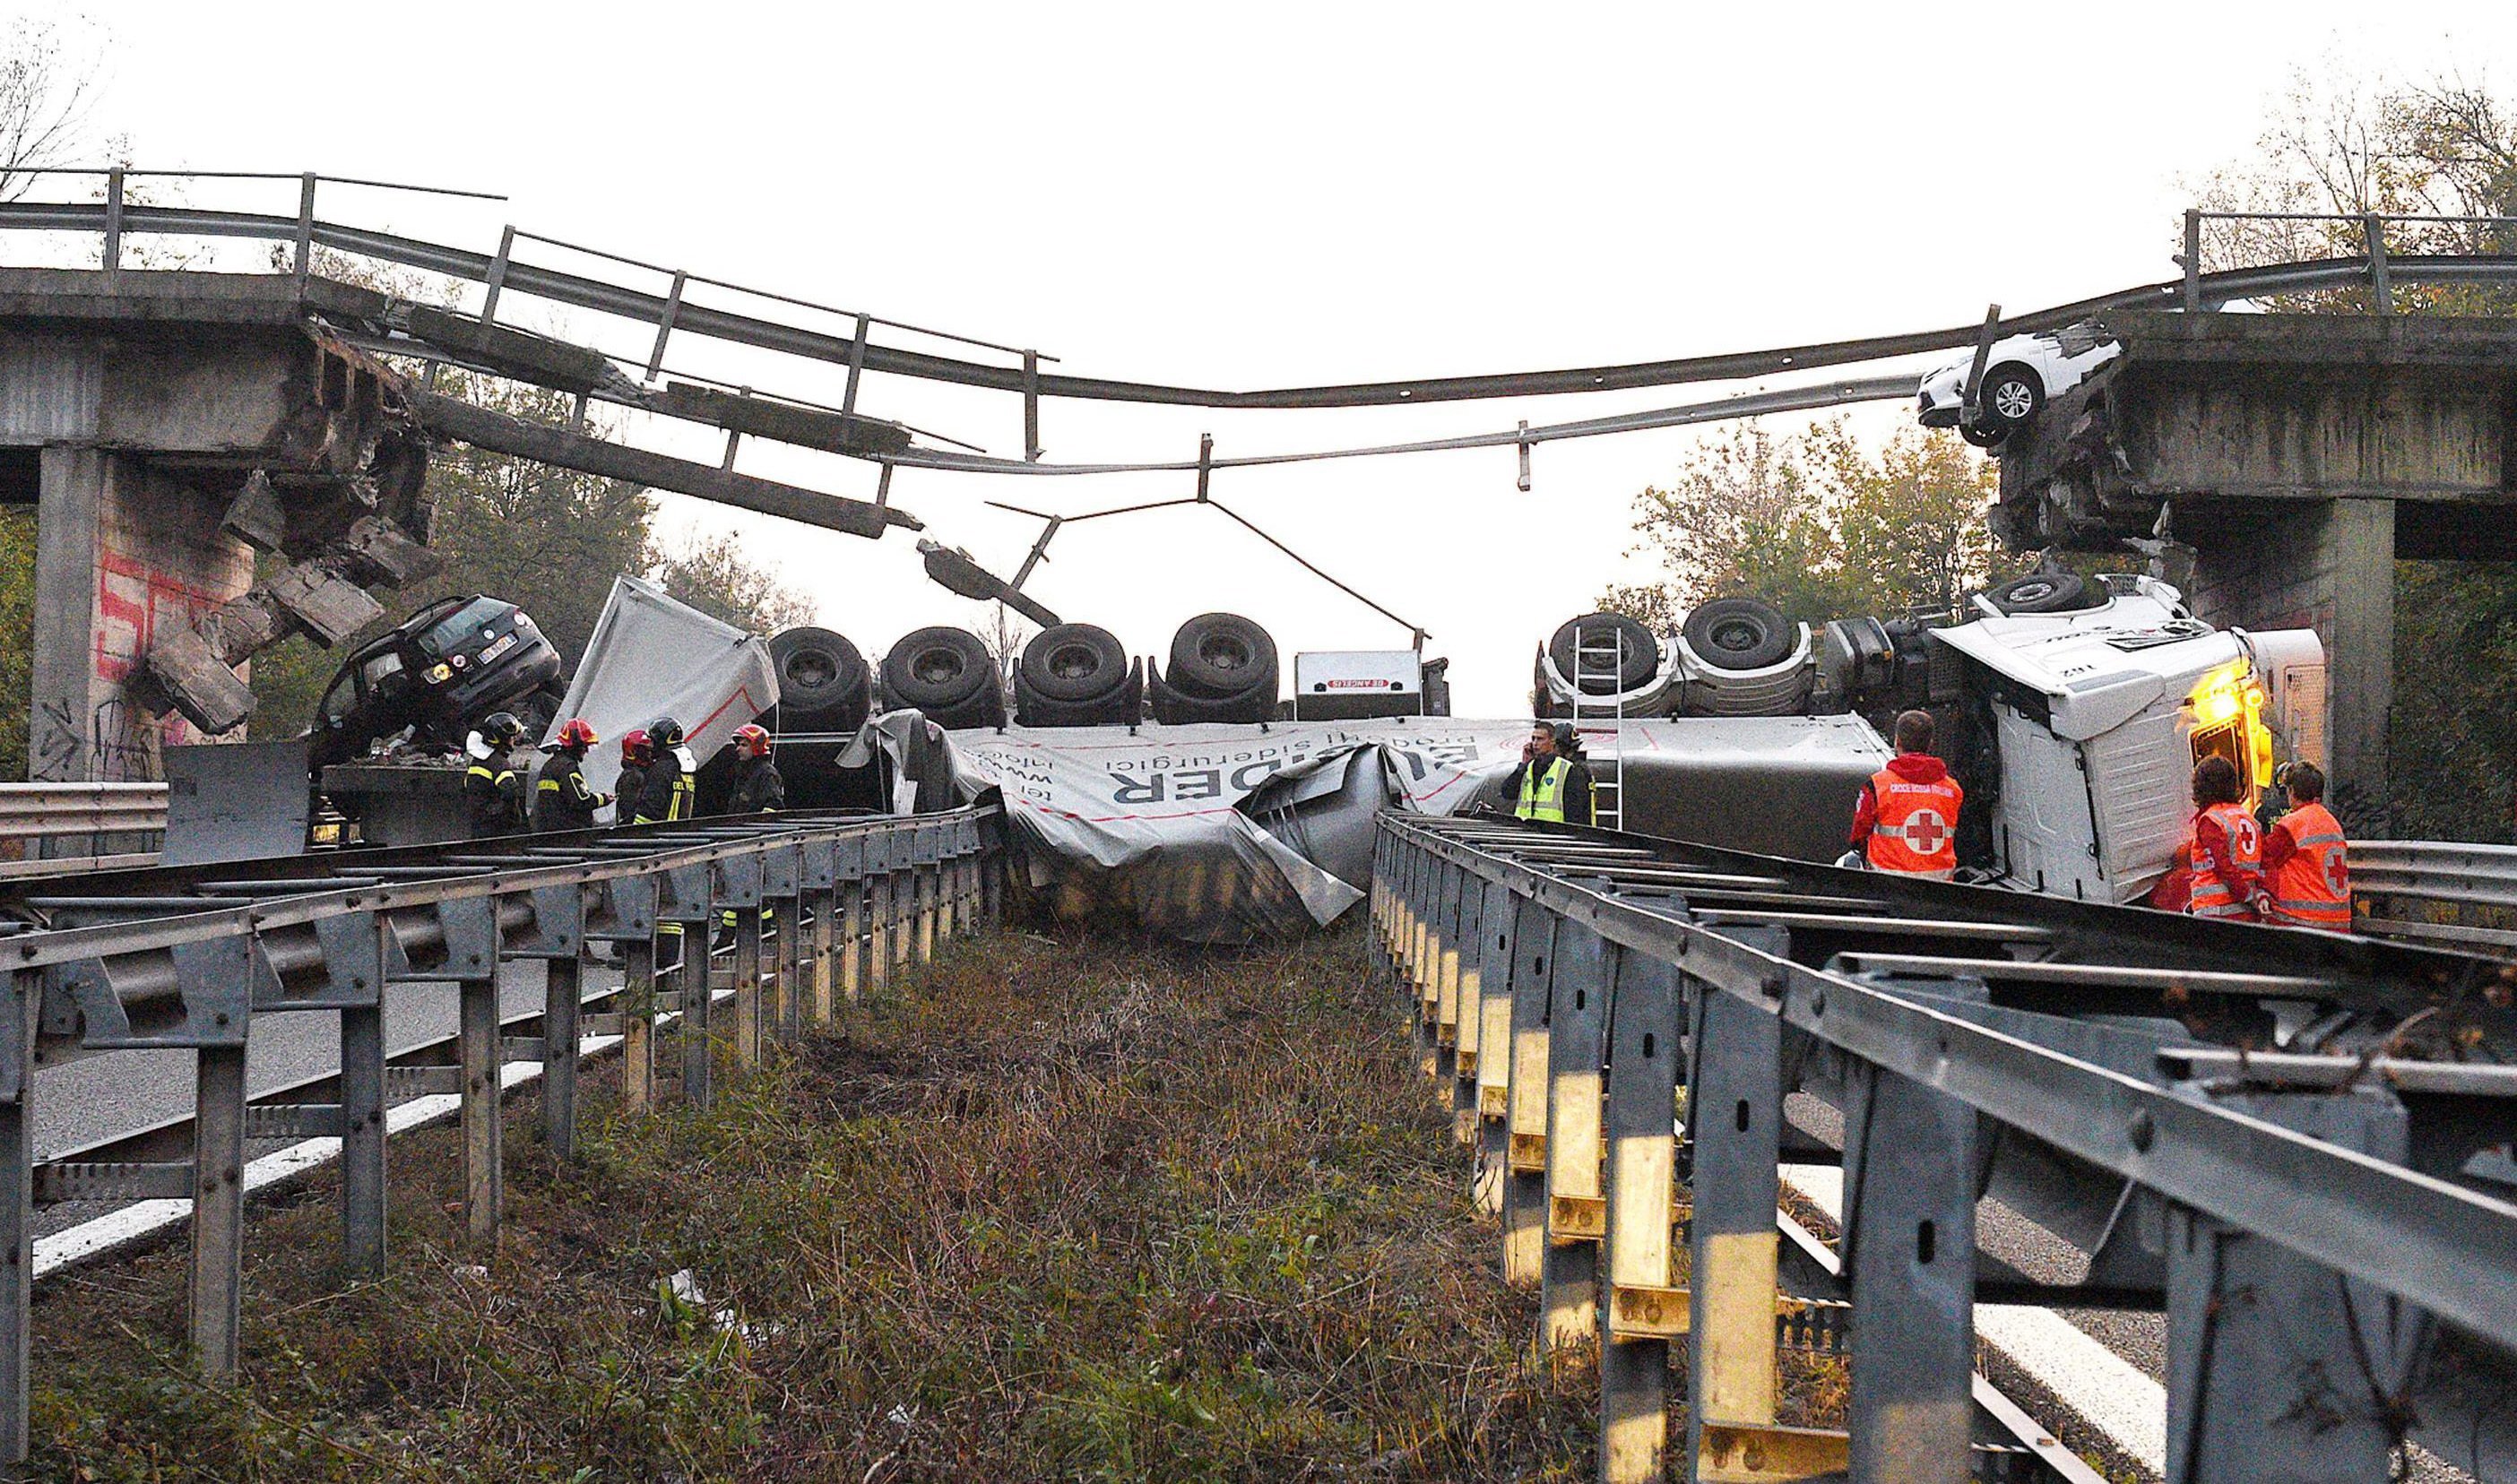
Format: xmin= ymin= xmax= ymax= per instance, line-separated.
xmin=2178 ymin=497 xmax=2396 ymax=831
xmin=1993 ymin=309 xmax=2517 ymax=836
xmin=25 ymin=446 xmax=253 ymax=781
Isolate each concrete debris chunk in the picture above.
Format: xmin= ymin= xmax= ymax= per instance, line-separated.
xmin=219 ymin=470 xmax=288 ymax=553
xmin=266 ymin=563 xmax=385 ymax=646
xmin=336 ymin=514 xmax=444 ymax=588
xmin=145 ymin=626 xmax=255 ymax=735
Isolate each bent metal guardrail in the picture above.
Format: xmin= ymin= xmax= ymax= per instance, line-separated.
xmin=0 ymin=783 xmax=167 ymax=877
xmin=1373 ymin=814 xmax=2517 ymax=1483
xmin=0 ymin=172 xmax=2510 ymax=479
xmin=0 ymin=803 xmax=1004 ymax=1466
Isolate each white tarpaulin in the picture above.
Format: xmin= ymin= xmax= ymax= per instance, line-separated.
xmin=940 ymin=718 xmax=1536 ymax=942
xmin=545 ymin=576 xmax=779 ymax=806
xmin=929 ymin=713 xmax=1892 ymax=943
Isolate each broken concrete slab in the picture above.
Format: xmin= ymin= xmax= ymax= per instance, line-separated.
xmin=411 ymin=390 xmax=922 ymax=541
xmin=403 ymin=304 xmax=626 ymax=396
xmin=333 ymin=513 xmax=443 ymax=589
xmin=657 ymin=382 xmax=913 ymax=457
xmin=146 ymin=626 xmax=256 ymax=736
xmin=219 ymin=471 xmax=288 ymax=553
xmin=265 ymin=564 xmax=385 ymax=646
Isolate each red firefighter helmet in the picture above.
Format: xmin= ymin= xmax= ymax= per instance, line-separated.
xmin=619 ymin=728 xmax=653 ymax=764
xmin=732 ymin=723 xmax=772 ymax=759
xmin=555 ymin=718 xmax=598 ymax=750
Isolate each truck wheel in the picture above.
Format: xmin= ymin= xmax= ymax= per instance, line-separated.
xmin=1985 ymin=573 xmax=2091 ymax=615
xmin=1980 ymin=363 xmax=2044 ymax=427
xmin=769 ymin=626 xmax=870 ymax=729
xmin=883 ymin=626 xmax=994 ymax=712
xmin=1682 ymin=597 xmax=1795 ymax=671
xmin=1020 ymin=623 xmax=1129 ymax=703
xmin=1546 ymin=612 xmax=1658 ymax=693
xmin=1167 ymin=612 xmax=1278 ymax=700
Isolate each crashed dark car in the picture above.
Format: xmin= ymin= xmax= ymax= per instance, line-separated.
xmin=307 ymin=594 xmax=565 ymax=771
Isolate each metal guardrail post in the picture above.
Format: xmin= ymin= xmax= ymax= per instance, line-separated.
xmin=449 ymin=898 xmax=505 ymax=1246
xmin=0 ymin=971 xmax=38 ymax=1465
xmin=677 ymin=904 xmax=714 ymax=1109
xmin=2164 ymin=1088 xmax=2423 ymax=1482
xmin=2184 ymin=208 xmax=2204 ymax=312
xmin=293 ymin=173 xmax=317 ymax=285
xmin=1432 ymin=860 xmax=1463 ymax=1098
xmin=841 ymin=878 xmax=865 ymax=1005
xmin=1449 ymin=880 xmax=1485 ymax=1146
xmin=733 ymin=906 xmax=763 ymax=1069
xmin=1540 ymin=917 xmax=1609 ymax=1353
xmin=1843 ymin=1061 xmax=1978 ymax=1480
xmin=341 ymin=989 xmax=388 ymax=1273
xmin=1684 ymin=969 xmax=1786 ymax=1471
xmin=1022 ymin=349 xmax=1042 ymax=462
xmin=542 ymin=956 xmax=582 ymax=1159
xmin=809 ymin=887 xmax=837 ymax=1026
xmin=1501 ymin=897 xmax=1555 ymax=1290
xmin=621 ymin=936 xmax=656 ymax=1113
xmin=189 ymin=1040 xmax=248 ymax=1375
xmin=1600 ymin=952 xmax=1682 ymax=1483
xmin=2366 ymin=212 xmax=2393 ymax=315
xmin=644 ymin=270 xmax=688 ymax=382
xmin=101 ymin=168 xmax=123 ymax=279
xmin=914 ymin=858 xmax=936 ymax=967
xmin=480 ymin=224 xmax=515 ymax=326
xmin=1473 ymin=878 xmax=1516 ymax=1217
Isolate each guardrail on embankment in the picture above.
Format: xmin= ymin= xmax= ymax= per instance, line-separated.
xmin=0 ymin=804 xmax=1004 ymax=1466
xmin=1374 ymin=815 xmax=2517 ymax=1482
xmin=0 ymin=782 xmax=166 ymax=877
xmin=2351 ymin=838 xmax=2517 ymax=952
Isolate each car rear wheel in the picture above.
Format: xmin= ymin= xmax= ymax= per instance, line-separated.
xmin=1979 ymin=363 xmax=2044 ymax=428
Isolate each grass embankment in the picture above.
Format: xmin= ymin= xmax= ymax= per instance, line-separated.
xmin=32 ymin=930 xmax=1599 ymax=1480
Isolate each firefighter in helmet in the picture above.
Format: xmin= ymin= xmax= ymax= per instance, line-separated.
xmin=463 ymin=712 xmax=530 ymax=838
xmin=725 ymin=724 xmax=784 ymax=815
xmin=532 ymin=718 xmax=611 ymax=833
xmin=632 ymin=716 xmax=698 ymax=824
xmin=615 ymin=729 xmax=653 ymax=826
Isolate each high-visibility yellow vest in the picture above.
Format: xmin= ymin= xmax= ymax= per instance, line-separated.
xmin=1516 ymin=757 xmax=1574 ymax=823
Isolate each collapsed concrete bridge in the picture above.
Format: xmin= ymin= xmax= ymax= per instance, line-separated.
xmin=0 ymin=269 xmax=920 ymax=781
xmin=1990 ymin=309 xmax=2517 ymax=833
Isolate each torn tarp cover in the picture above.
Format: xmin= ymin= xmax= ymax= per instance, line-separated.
xmin=546 ymin=575 xmax=780 ymax=802
xmin=937 ymin=718 xmax=1535 ymax=942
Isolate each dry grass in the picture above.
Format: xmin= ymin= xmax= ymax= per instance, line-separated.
xmin=28 ymin=928 xmax=1597 ymax=1481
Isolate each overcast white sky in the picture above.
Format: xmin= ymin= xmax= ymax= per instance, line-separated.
xmin=22 ymin=4 xmax=2516 ymax=712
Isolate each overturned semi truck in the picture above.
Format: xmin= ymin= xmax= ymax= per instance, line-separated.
xmin=1531 ymin=575 xmax=2324 ymax=905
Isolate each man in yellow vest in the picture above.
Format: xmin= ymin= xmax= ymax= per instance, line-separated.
xmin=1501 ymin=722 xmax=1595 ymax=825
xmin=2260 ymin=761 xmax=2351 ymax=930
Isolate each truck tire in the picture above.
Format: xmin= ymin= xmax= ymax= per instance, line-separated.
xmin=883 ymin=626 xmax=995 ymax=712
xmin=1167 ymin=612 xmax=1278 ymax=701
xmin=1682 ymin=598 xmax=1794 ymax=671
xmin=1985 ymin=574 xmax=2093 ymax=615
xmin=769 ymin=626 xmax=870 ymax=730
xmin=1546 ymin=612 xmax=1658 ymax=693
xmin=1020 ymin=623 xmax=1129 ymax=703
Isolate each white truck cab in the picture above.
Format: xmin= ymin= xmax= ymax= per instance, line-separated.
xmin=1927 ymin=574 xmax=2324 ymax=903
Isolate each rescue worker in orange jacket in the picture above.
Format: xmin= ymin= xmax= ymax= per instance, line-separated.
xmin=2260 ymin=761 xmax=2351 ymax=930
xmin=2184 ymin=755 xmax=2263 ymax=920
xmin=1850 ymin=709 xmax=1965 ymax=880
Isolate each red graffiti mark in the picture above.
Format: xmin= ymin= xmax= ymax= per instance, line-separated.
xmin=93 ymin=549 xmax=225 ymax=686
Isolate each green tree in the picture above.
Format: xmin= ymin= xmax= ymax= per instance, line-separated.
xmin=2196 ymin=70 xmax=2517 ymax=839
xmin=653 ymin=530 xmax=817 ymax=636
xmin=0 ymin=507 xmax=33 ymax=779
xmin=1605 ymin=419 xmax=2013 ymax=628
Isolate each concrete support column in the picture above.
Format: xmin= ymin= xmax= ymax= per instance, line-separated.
xmin=2188 ymin=496 xmax=2395 ymax=833
xmin=27 ymin=446 xmax=249 ymax=783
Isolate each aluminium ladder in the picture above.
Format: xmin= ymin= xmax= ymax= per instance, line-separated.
xmin=1570 ymin=623 xmax=1629 ymax=830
